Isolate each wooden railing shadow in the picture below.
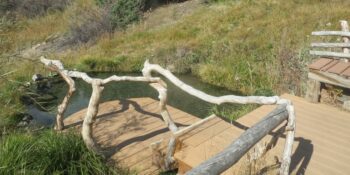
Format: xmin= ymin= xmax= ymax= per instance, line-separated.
xmin=230 ymin=120 xmax=313 ymax=175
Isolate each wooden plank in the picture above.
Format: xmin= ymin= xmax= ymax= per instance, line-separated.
xmin=311 ymin=42 xmax=350 ymax=48
xmin=308 ymin=58 xmax=333 ymax=70
xmin=312 ymin=31 xmax=350 ymax=37
xmin=341 ymin=67 xmax=350 ymax=77
xmin=321 ymin=60 xmax=339 ymax=71
xmin=310 ymin=50 xmax=350 ymax=59
xmin=308 ymin=70 xmax=350 ymax=88
xmin=327 ymin=62 xmax=350 ymax=74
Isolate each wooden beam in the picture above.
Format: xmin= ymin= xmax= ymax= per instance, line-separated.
xmin=309 ymin=50 xmax=350 ymax=59
xmin=311 ymin=42 xmax=350 ymax=48
xmin=308 ymin=71 xmax=350 ymax=88
xmin=186 ymin=104 xmax=288 ymax=175
xmin=312 ymin=31 xmax=350 ymax=37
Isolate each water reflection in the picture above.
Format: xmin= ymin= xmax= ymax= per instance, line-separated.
xmin=28 ymin=73 xmax=240 ymax=125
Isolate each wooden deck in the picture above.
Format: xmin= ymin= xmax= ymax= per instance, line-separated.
xmin=65 ymin=94 xmax=350 ymax=175
xmin=64 ymin=98 xmax=200 ymax=174
xmin=175 ymin=94 xmax=350 ymax=175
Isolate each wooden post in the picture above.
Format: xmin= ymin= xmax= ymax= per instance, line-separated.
xmin=55 ymin=72 xmax=76 ymax=130
xmin=305 ymin=79 xmax=321 ymax=103
xmin=40 ymin=57 xmax=76 ymax=131
xmin=340 ymin=20 xmax=349 ymax=62
xmin=82 ymin=79 xmax=104 ymax=153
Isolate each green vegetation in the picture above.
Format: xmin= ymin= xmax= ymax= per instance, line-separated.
xmin=0 ymin=130 xmax=125 ymax=175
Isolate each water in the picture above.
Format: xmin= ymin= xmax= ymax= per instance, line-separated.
xmin=27 ymin=73 xmax=240 ymax=125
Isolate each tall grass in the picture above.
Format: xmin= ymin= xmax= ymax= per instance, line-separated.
xmin=0 ymin=130 xmax=127 ymax=175
xmin=61 ymin=0 xmax=350 ymax=95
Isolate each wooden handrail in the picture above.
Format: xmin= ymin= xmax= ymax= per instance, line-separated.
xmin=41 ymin=57 xmax=296 ymax=174
xmin=186 ymin=104 xmax=288 ymax=175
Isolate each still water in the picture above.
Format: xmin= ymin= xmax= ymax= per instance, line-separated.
xmin=27 ymin=73 xmax=240 ymax=125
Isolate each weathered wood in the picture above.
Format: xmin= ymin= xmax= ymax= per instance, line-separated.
xmin=305 ymin=79 xmax=321 ymax=103
xmin=309 ymin=50 xmax=350 ymax=59
xmin=279 ymin=103 xmax=295 ymax=175
xmin=312 ymin=31 xmax=350 ymax=37
xmin=82 ymin=79 xmax=104 ymax=153
xmin=340 ymin=20 xmax=350 ymax=55
xmin=340 ymin=20 xmax=350 ymax=62
xmin=40 ymin=57 xmax=76 ymax=131
xmin=55 ymin=72 xmax=75 ymax=130
xmin=142 ymin=60 xmax=280 ymax=105
xmin=311 ymin=42 xmax=350 ymax=48
xmin=174 ymin=114 xmax=217 ymax=138
xmin=186 ymin=104 xmax=288 ymax=175
xmin=308 ymin=71 xmax=350 ymax=88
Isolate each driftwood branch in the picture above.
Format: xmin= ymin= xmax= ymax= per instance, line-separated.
xmin=311 ymin=42 xmax=350 ymax=48
xmin=82 ymin=79 xmax=104 ymax=153
xmin=40 ymin=57 xmax=76 ymax=131
xmin=186 ymin=104 xmax=289 ymax=175
xmin=309 ymin=50 xmax=350 ymax=58
xmin=142 ymin=60 xmax=280 ymax=105
xmin=311 ymin=31 xmax=350 ymax=37
xmin=279 ymin=103 xmax=295 ymax=175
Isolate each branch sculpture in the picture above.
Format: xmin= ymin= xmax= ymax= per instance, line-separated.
xmin=41 ymin=57 xmax=295 ymax=174
xmin=143 ymin=60 xmax=296 ymax=175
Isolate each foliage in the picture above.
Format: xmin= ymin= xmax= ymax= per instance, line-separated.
xmin=65 ymin=0 xmax=350 ymax=96
xmin=109 ymin=0 xmax=145 ymax=29
xmin=0 ymin=130 xmax=125 ymax=175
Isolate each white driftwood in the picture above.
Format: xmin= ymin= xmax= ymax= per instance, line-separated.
xmin=341 ymin=20 xmax=350 ymax=62
xmin=142 ymin=60 xmax=280 ymax=105
xmin=340 ymin=20 xmax=350 ymax=53
xmin=309 ymin=50 xmax=350 ymax=59
xmin=142 ymin=60 xmax=296 ymax=174
xmin=279 ymin=102 xmax=296 ymax=175
xmin=312 ymin=31 xmax=350 ymax=37
xmin=311 ymin=42 xmax=350 ymax=48
xmin=82 ymin=79 xmax=104 ymax=153
xmin=174 ymin=114 xmax=217 ymax=138
xmin=40 ymin=57 xmax=76 ymax=130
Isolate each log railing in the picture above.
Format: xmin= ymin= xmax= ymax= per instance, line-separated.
xmin=40 ymin=57 xmax=295 ymax=175
xmin=310 ymin=20 xmax=350 ymax=61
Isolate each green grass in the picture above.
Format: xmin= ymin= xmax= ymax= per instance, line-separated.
xmin=60 ymin=0 xmax=350 ymax=96
xmin=0 ymin=130 xmax=128 ymax=175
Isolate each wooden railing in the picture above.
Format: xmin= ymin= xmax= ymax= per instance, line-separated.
xmin=41 ymin=57 xmax=295 ymax=175
xmin=310 ymin=20 xmax=350 ymax=61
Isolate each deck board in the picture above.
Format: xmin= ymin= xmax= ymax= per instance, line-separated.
xmin=64 ymin=94 xmax=350 ymax=175
xmin=174 ymin=94 xmax=350 ymax=175
xmin=64 ymin=98 xmax=201 ymax=175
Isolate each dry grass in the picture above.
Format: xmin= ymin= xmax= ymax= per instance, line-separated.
xmin=58 ymin=0 xmax=350 ymax=95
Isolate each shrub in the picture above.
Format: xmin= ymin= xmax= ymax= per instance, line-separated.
xmin=109 ymin=0 xmax=145 ymax=29
xmin=0 ymin=130 xmax=123 ymax=175
xmin=68 ymin=6 xmax=112 ymax=44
